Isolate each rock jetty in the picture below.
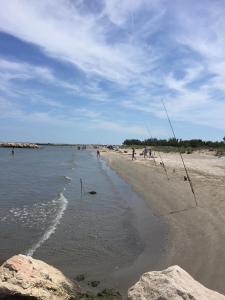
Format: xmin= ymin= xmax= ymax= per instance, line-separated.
xmin=1 ymin=256 xmax=225 ymax=299
xmin=128 ymin=265 xmax=225 ymax=300
xmin=0 ymin=142 xmax=39 ymax=148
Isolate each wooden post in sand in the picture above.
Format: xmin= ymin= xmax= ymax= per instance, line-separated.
xmin=80 ymin=178 xmax=83 ymax=197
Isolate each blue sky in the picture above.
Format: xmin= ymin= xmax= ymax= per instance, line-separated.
xmin=0 ymin=0 xmax=224 ymax=144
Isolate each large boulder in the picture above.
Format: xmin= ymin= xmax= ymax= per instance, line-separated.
xmin=0 ymin=254 xmax=80 ymax=300
xmin=128 ymin=265 xmax=225 ymax=300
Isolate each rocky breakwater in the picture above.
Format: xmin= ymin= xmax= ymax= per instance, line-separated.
xmin=0 ymin=254 xmax=79 ymax=299
xmin=0 ymin=142 xmax=40 ymax=148
xmin=1 ymin=256 xmax=225 ymax=300
xmin=128 ymin=265 xmax=225 ymax=300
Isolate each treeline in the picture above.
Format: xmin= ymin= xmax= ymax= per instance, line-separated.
xmin=123 ymin=138 xmax=225 ymax=148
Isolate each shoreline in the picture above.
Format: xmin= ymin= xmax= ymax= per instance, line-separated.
xmin=102 ymin=149 xmax=225 ymax=295
xmin=99 ymin=159 xmax=169 ymax=294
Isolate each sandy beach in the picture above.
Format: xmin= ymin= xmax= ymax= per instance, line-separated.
xmin=102 ymin=148 xmax=225 ymax=295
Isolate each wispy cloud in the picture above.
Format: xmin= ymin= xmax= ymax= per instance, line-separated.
xmin=0 ymin=56 xmax=115 ymax=105
xmin=0 ymin=0 xmax=159 ymax=85
xmin=0 ymin=58 xmax=54 ymax=82
xmin=0 ymin=0 xmax=224 ymax=142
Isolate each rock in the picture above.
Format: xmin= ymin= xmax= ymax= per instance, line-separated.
xmin=77 ymin=291 xmax=96 ymax=299
xmin=2 ymin=257 xmax=224 ymax=300
xmin=0 ymin=254 xmax=80 ymax=300
xmin=97 ymin=288 xmax=121 ymax=299
xmin=128 ymin=265 xmax=225 ymax=300
xmin=87 ymin=281 xmax=100 ymax=288
xmin=75 ymin=274 xmax=85 ymax=282
xmin=0 ymin=142 xmax=39 ymax=149
xmin=88 ymin=191 xmax=97 ymax=195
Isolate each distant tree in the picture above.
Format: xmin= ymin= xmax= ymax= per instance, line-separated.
xmin=189 ymin=139 xmax=204 ymax=148
xmin=122 ymin=138 xmax=225 ymax=148
xmin=123 ymin=139 xmax=142 ymax=146
xmin=168 ymin=138 xmax=178 ymax=147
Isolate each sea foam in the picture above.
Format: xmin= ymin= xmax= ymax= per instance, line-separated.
xmin=26 ymin=193 xmax=68 ymax=256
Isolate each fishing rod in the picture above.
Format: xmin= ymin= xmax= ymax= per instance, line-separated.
xmin=161 ymin=99 xmax=198 ymax=207
xmin=145 ymin=123 xmax=170 ymax=180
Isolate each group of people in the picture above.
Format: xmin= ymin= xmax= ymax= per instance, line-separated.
xmin=95 ymin=147 xmax=152 ymax=161
xmin=132 ymin=147 xmax=152 ymax=160
xmin=77 ymin=145 xmax=87 ymax=150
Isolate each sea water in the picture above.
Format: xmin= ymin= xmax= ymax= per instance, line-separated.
xmin=0 ymin=146 xmax=168 ymax=292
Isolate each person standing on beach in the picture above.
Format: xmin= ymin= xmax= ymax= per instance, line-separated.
xmin=148 ymin=148 xmax=152 ymax=158
xmin=143 ymin=146 xmax=147 ymax=158
xmin=11 ymin=147 xmax=14 ymax=156
xmin=132 ymin=148 xmax=135 ymax=160
xmin=97 ymin=149 xmax=100 ymax=158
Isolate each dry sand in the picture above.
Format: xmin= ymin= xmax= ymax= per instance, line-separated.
xmin=102 ymin=148 xmax=225 ymax=295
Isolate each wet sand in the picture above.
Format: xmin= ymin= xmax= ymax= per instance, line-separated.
xmin=102 ymin=149 xmax=225 ymax=295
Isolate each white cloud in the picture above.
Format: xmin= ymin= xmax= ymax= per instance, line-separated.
xmin=103 ymin=0 xmax=163 ymax=27
xmin=0 ymin=58 xmax=56 ymax=102
xmin=0 ymin=57 xmax=110 ymax=104
xmin=90 ymin=119 xmax=146 ymax=135
xmin=0 ymin=0 xmax=158 ymax=85
xmin=174 ymin=1 xmax=225 ymax=91
xmin=0 ymin=58 xmax=55 ymax=82
xmin=0 ymin=0 xmax=225 ymax=136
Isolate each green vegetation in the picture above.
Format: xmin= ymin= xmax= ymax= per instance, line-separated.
xmin=122 ymin=138 xmax=225 ymax=154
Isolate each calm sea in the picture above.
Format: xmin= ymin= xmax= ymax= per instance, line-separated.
xmin=0 ymin=146 xmax=168 ymax=293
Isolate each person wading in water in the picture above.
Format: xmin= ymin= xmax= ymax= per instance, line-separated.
xmin=97 ymin=149 xmax=100 ymax=158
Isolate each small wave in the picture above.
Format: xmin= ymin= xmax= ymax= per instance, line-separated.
xmin=26 ymin=193 xmax=68 ymax=257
